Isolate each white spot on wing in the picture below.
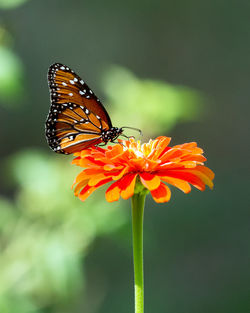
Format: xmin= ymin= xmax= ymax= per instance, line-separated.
xmin=69 ymin=79 xmax=75 ymax=84
xmin=68 ymin=93 xmax=73 ymax=96
xmin=60 ymin=66 xmax=65 ymax=70
xmin=62 ymin=82 xmax=67 ymax=86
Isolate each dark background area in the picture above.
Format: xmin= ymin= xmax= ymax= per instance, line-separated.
xmin=0 ymin=1 xmax=249 ymax=312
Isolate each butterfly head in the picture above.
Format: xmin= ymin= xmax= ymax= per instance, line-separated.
xmin=114 ymin=127 xmax=124 ymax=136
xmin=102 ymin=127 xmax=123 ymax=144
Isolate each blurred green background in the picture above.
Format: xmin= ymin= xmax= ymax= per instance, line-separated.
xmin=0 ymin=1 xmax=249 ymax=312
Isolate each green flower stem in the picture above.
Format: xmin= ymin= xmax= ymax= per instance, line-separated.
xmin=131 ymin=192 xmax=146 ymax=313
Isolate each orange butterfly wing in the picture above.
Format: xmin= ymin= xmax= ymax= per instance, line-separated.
xmin=46 ymin=63 xmax=113 ymax=154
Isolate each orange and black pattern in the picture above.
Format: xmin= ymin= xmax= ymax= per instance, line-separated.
xmin=46 ymin=63 xmax=122 ymax=154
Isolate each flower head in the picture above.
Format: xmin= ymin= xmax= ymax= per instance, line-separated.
xmin=72 ymin=136 xmax=214 ymax=203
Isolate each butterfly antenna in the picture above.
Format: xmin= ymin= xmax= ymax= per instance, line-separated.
xmin=120 ymin=134 xmax=130 ymax=140
xmin=121 ymin=126 xmax=143 ymax=136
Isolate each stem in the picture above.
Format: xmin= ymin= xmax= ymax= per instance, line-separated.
xmin=131 ymin=192 xmax=146 ymax=313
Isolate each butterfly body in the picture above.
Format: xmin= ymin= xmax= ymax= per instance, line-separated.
xmin=46 ymin=63 xmax=123 ymax=154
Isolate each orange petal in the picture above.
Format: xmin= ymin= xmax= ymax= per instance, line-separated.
xmin=78 ymin=185 xmax=96 ymax=201
xmin=195 ymin=165 xmax=215 ymax=180
xmin=88 ymin=173 xmax=109 ymax=186
xmin=105 ymin=144 xmax=124 ymax=159
xmin=160 ymin=148 xmax=183 ymax=162
xmin=160 ymin=176 xmax=191 ymax=193
xmin=139 ymin=172 xmax=161 ymax=191
xmin=151 ymin=183 xmax=171 ymax=203
xmin=105 ymin=182 xmax=121 ymax=202
xmin=103 ymin=164 xmax=122 ymax=171
xmin=181 ymin=155 xmax=207 ymax=163
xmin=174 ymin=142 xmax=198 ymax=150
xmin=111 ymin=166 xmax=129 ymax=180
xmin=76 ymin=178 xmax=112 ymax=200
xmin=94 ymin=177 xmax=113 ymax=187
xmin=73 ymin=171 xmax=89 ymax=185
xmin=73 ymin=157 xmax=96 ymax=168
xmin=128 ymin=158 xmax=146 ymax=170
xmin=183 ymin=168 xmax=214 ymax=189
xmin=72 ymin=156 xmax=81 ymax=163
xmin=84 ymin=168 xmax=107 ymax=175
xmin=149 ymin=137 xmax=171 ymax=159
xmin=87 ymin=158 xmax=105 ymax=167
xmin=178 ymin=161 xmax=199 ymax=168
xmin=165 ymin=166 xmax=215 ymax=190
xmin=73 ymin=179 xmax=89 ymax=195
xmin=80 ymin=150 xmax=92 ymax=157
xmin=120 ymin=174 xmax=137 ymax=200
xmin=160 ymin=170 xmax=206 ymax=191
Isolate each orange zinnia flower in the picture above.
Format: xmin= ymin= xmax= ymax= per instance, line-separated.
xmin=72 ymin=136 xmax=214 ymax=203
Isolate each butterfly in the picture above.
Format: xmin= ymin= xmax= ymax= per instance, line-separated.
xmin=45 ymin=63 xmax=140 ymax=154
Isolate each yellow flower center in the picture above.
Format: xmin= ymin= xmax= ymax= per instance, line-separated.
xmin=126 ymin=139 xmax=153 ymax=159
